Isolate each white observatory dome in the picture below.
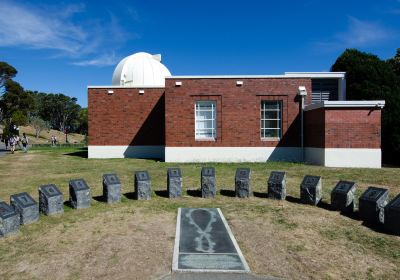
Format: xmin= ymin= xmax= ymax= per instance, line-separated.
xmin=112 ymin=52 xmax=171 ymax=87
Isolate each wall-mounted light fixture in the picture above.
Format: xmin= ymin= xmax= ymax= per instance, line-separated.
xmin=107 ymin=90 xmax=114 ymax=95
xmin=175 ymin=81 xmax=182 ymax=87
xmin=139 ymin=90 xmax=145 ymax=95
xmin=297 ymin=86 xmax=307 ymax=96
xmin=236 ymin=81 xmax=243 ymax=86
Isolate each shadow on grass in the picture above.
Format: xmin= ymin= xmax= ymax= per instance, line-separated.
xmin=64 ymin=147 xmax=88 ymax=158
xmin=123 ymin=191 xmax=137 ymax=200
xmin=93 ymin=195 xmax=107 ymax=203
xmin=186 ymin=189 xmax=202 ymax=197
xmin=64 ymin=201 xmax=73 ymax=208
xmin=253 ymin=191 xmax=268 ymax=198
xmin=220 ymin=189 xmax=235 ymax=197
xmin=285 ymin=195 xmax=301 ymax=204
xmin=155 ymin=190 xmax=169 ymax=198
xmin=318 ymin=201 xmax=333 ymax=211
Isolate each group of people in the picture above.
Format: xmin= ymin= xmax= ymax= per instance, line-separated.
xmin=2 ymin=133 xmax=29 ymax=154
xmin=51 ymin=135 xmax=58 ymax=146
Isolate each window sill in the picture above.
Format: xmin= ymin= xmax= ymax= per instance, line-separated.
xmin=261 ymin=137 xmax=281 ymax=141
xmin=195 ymin=138 xmax=217 ymax=142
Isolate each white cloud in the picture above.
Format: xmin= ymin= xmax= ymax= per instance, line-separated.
xmin=0 ymin=1 xmax=134 ymax=65
xmin=315 ymin=17 xmax=394 ymax=51
xmin=72 ymin=53 xmax=119 ymax=67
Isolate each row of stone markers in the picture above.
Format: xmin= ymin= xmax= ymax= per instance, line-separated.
xmin=1 ymin=168 xmax=399 ymax=237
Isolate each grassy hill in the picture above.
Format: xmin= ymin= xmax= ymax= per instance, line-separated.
xmin=0 ymin=124 xmax=85 ymax=144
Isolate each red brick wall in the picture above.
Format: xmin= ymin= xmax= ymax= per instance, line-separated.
xmin=88 ymin=88 xmax=165 ymax=146
xmin=165 ymin=78 xmax=312 ymax=147
xmin=324 ymin=108 xmax=381 ymax=148
xmin=304 ymin=107 xmax=381 ymax=148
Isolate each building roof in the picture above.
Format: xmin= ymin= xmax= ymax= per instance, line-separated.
xmin=112 ymin=52 xmax=171 ymax=87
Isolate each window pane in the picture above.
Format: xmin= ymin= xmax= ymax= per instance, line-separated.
xmin=195 ymin=101 xmax=216 ymax=139
xmin=261 ymin=101 xmax=282 ymax=139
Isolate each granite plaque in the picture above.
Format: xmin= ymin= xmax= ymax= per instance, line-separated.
xmin=134 ymin=171 xmax=151 ymax=200
xmin=235 ymin=168 xmax=251 ymax=198
xmin=0 ymin=201 xmax=20 ymax=237
xmin=10 ymin=192 xmax=39 ymax=225
xmin=331 ymin=181 xmax=357 ymax=212
xmin=300 ymin=175 xmax=322 ymax=205
xmin=38 ymin=184 xmax=64 ymax=215
xmin=167 ymin=168 xmax=182 ymax=198
xmin=384 ymin=193 xmax=400 ymax=235
xmin=103 ymin=173 xmax=121 ymax=203
xmin=201 ymin=167 xmax=216 ymax=198
xmin=359 ymin=187 xmax=389 ymax=224
xmin=69 ymin=179 xmax=91 ymax=209
xmin=268 ymin=171 xmax=287 ymax=200
xmin=173 ymin=208 xmax=250 ymax=272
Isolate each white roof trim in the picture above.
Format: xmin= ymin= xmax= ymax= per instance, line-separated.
xmin=166 ymin=72 xmax=345 ymax=79
xmin=304 ymin=101 xmax=385 ymax=111
xmin=284 ymin=72 xmax=346 ymax=78
xmin=88 ymin=85 xmax=165 ymax=89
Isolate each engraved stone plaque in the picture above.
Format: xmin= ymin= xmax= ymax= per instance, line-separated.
xmin=331 ymin=181 xmax=357 ymax=212
xmin=167 ymin=168 xmax=182 ymax=198
xmin=201 ymin=167 xmax=216 ymax=198
xmin=268 ymin=171 xmax=287 ymax=200
xmin=134 ymin=171 xmax=151 ymax=200
xmin=103 ymin=173 xmax=121 ymax=203
xmin=69 ymin=179 xmax=91 ymax=209
xmin=38 ymin=184 xmax=64 ymax=215
xmin=0 ymin=201 xmax=20 ymax=237
xmin=300 ymin=175 xmax=322 ymax=205
xmin=384 ymin=193 xmax=400 ymax=235
xmin=235 ymin=168 xmax=251 ymax=198
xmin=359 ymin=187 xmax=389 ymax=224
xmin=10 ymin=192 xmax=39 ymax=225
xmin=174 ymin=208 xmax=250 ymax=272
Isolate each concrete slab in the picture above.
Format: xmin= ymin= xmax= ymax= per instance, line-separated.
xmin=173 ymin=208 xmax=250 ymax=273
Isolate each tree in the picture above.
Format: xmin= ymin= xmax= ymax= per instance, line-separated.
xmin=332 ymin=48 xmax=400 ymax=164
xmin=387 ymin=48 xmax=400 ymax=76
xmin=30 ymin=116 xmax=50 ymax=138
xmin=0 ymin=61 xmax=17 ymax=93
xmin=0 ymin=80 xmax=35 ymax=120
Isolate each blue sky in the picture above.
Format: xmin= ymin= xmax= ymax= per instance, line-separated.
xmin=1 ymin=0 xmax=399 ymax=107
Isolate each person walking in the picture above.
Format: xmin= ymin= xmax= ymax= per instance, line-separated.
xmin=9 ymin=135 xmax=16 ymax=154
xmin=4 ymin=136 xmax=9 ymax=150
xmin=21 ymin=133 xmax=29 ymax=153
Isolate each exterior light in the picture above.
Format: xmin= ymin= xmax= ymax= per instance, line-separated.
xmin=236 ymin=81 xmax=243 ymax=86
xmin=107 ymin=90 xmax=114 ymax=95
xmin=139 ymin=90 xmax=145 ymax=95
xmin=175 ymin=81 xmax=182 ymax=86
xmin=297 ymin=86 xmax=307 ymax=96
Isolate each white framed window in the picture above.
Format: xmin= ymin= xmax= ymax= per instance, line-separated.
xmin=261 ymin=100 xmax=282 ymax=139
xmin=195 ymin=101 xmax=216 ymax=140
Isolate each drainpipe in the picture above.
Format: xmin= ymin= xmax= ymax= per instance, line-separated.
xmin=298 ymin=86 xmax=308 ymax=162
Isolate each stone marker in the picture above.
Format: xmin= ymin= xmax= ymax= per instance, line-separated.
xmin=103 ymin=173 xmax=121 ymax=203
xmin=384 ymin=193 xmax=400 ymax=235
xmin=69 ymin=179 xmax=91 ymax=209
xmin=167 ymin=168 xmax=182 ymax=198
xmin=38 ymin=184 xmax=64 ymax=215
xmin=300 ymin=175 xmax=322 ymax=205
xmin=10 ymin=192 xmax=39 ymax=225
xmin=331 ymin=181 xmax=357 ymax=212
xmin=201 ymin=167 xmax=216 ymax=198
xmin=0 ymin=201 xmax=20 ymax=237
xmin=235 ymin=168 xmax=251 ymax=198
xmin=268 ymin=171 xmax=287 ymax=200
xmin=359 ymin=187 xmax=389 ymax=224
xmin=134 ymin=171 xmax=151 ymax=200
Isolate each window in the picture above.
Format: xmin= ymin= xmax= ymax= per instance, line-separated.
xmin=195 ymin=101 xmax=216 ymax=140
xmin=261 ymin=101 xmax=282 ymax=139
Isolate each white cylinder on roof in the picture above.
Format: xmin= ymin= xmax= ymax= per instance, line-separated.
xmin=112 ymin=52 xmax=171 ymax=87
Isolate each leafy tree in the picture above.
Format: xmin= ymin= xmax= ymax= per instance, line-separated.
xmin=0 ymin=80 xmax=35 ymax=120
xmin=30 ymin=116 xmax=50 ymax=138
xmin=332 ymin=48 xmax=400 ymax=164
xmin=0 ymin=61 xmax=17 ymax=93
xmin=387 ymin=48 xmax=400 ymax=76
xmin=11 ymin=110 xmax=28 ymax=126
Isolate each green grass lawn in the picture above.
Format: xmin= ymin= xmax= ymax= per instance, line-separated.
xmin=0 ymin=147 xmax=399 ymax=280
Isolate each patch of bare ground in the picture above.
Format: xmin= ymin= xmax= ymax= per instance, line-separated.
xmin=0 ymin=208 xmax=175 ymax=280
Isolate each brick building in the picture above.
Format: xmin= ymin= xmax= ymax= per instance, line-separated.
xmin=88 ymin=52 xmax=385 ymax=168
